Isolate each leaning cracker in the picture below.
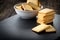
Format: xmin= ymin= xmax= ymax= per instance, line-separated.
xmin=27 ymin=0 xmax=39 ymax=6
xmin=32 ymin=24 xmax=50 ymax=32
xmin=45 ymin=25 xmax=56 ymax=32
xmin=28 ymin=2 xmax=40 ymax=10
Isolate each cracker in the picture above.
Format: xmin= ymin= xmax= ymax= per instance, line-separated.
xmin=37 ymin=18 xmax=53 ymax=24
xmin=28 ymin=2 xmax=40 ymax=10
xmin=16 ymin=6 xmax=23 ymax=10
xmin=32 ymin=24 xmax=50 ymax=32
xmin=22 ymin=3 xmax=33 ymax=11
xmin=39 ymin=8 xmax=55 ymax=14
xmin=37 ymin=14 xmax=54 ymax=20
xmin=27 ymin=0 xmax=39 ymax=6
xmin=45 ymin=25 xmax=56 ymax=32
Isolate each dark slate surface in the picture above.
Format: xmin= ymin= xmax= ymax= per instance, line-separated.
xmin=0 ymin=14 xmax=60 ymax=40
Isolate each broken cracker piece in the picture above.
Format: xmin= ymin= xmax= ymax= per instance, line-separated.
xmin=16 ymin=6 xmax=23 ymax=10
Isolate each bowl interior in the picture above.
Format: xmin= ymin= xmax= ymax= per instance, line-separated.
xmin=14 ymin=2 xmax=43 ymax=11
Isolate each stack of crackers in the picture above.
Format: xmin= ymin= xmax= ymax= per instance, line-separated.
xmin=37 ymin=8 xmax=55 ymax=24
xmin=32 ymin=8 xmax=56 ymax=33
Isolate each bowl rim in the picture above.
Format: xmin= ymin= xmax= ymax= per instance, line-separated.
xmin=14 ymin=2 xmax=43 ymax=11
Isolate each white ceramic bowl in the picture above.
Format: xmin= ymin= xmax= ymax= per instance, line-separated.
xmin=14 ymin=3 xmax=43 ymax=19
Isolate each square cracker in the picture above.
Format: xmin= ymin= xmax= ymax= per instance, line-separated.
xmin=28 ymin=2 xmax=40 ymax=10
xmin=37 ymin=18 xmax=53 ymax=24
xmin=37 ymin=14 xmax=54 ymax=20
xmin=32 ymin=24 xmax=50 ymax=32
xmin=45 ymin=25 xmax=56 ymax=32
xmin=39 ymin=8 xmax=55 ymax=14
xmin=27 ymin=0 xmax=39 ymax=6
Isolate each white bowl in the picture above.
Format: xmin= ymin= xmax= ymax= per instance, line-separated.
xmin=14 ymin=3 xmax=43 ymax=19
